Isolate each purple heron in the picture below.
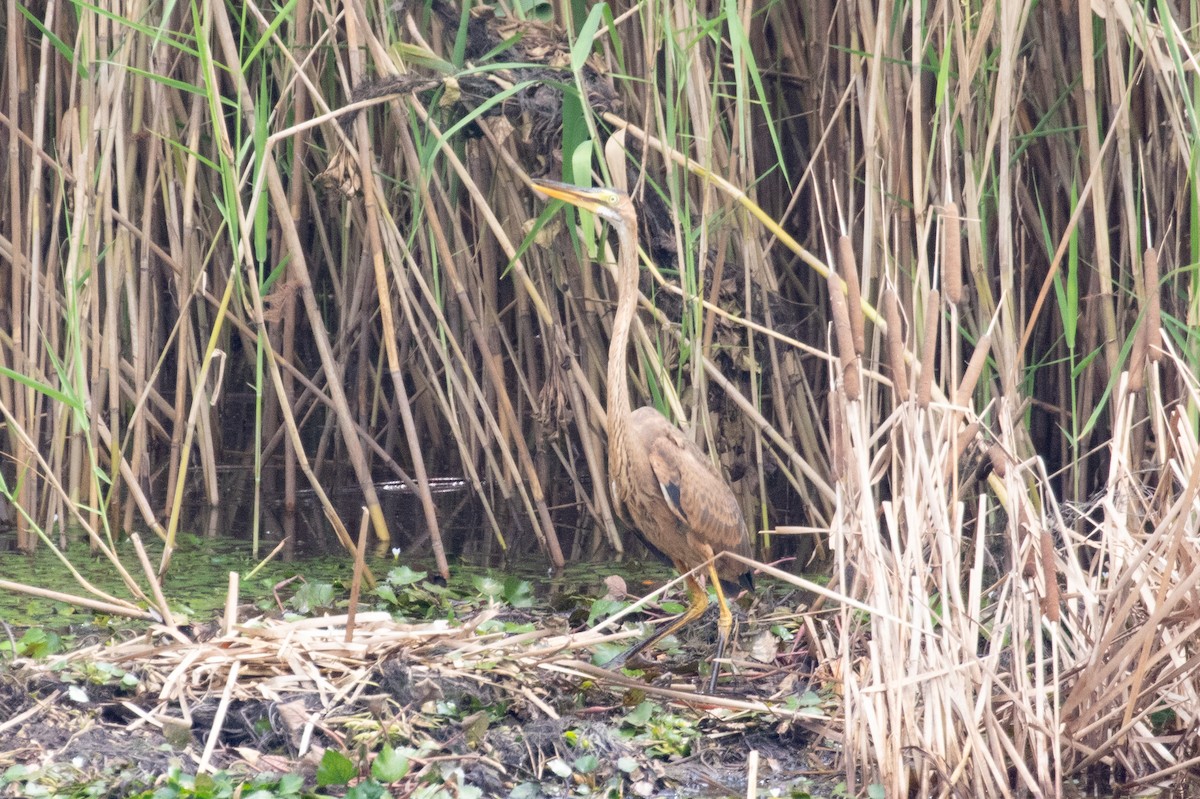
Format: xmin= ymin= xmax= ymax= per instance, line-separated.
xmin=532 ymin=179 xmax=754 ymax=692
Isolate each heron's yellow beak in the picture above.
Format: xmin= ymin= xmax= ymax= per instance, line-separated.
xmin=531 ymin=179 xmax=606 ymax=213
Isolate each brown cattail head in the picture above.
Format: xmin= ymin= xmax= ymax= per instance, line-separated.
xmin=1038 ymin=527 xmax=1061 ymax=622
xmin=917 ymin=290 xmax=940 ymax=408
xmin=830 ymin=386 xmax=846 ymax=481
xmin=838 ymin=236 xmax=865 ymax=354
xmin=988 ymin=443 xmax=1008 ymax=478
xmin=1144 ymin=247 xmax=1161 ymax=363
xmin=955 ymin=333 xmax=991 ymax=408
xmin=943 ymin=421 xmax=981 ymax=483
xmin=943 ymin=203 xmax=963 ymax=305
xmin=955 ymin=421 xmax=980 ymax=461
xmin=829 ymin=270 xmax=861 ymax=401
xmin=1127 ymin=319 xmax=1147 ymax=394
xmin=883 ymin=286 xmax=909 ymax=404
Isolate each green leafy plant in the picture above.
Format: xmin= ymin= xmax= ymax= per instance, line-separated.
xmin=619 ymin=700 xmax=699 ymax=758
xmin=374 ymin=567 xmax=458 ymax=620
xmin=472 ymin=575 xmax=534 ymax=608
xmin=60 ymin=660 xmax=140 ymax=690
xmin=0 ymin=627 xmax=63 ymax=658
xmin=287 ymin=582 xmax=337 ymax=615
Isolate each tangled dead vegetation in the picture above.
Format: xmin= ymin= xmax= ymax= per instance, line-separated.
xmin=1 ymin=598 xmax=833 ymax=796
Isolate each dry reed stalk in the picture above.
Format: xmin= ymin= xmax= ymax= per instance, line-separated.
xmin=1055 ymin=360 xmax=1200 ymax=782
xmin=0 ymin=579 xmax=153 ymax=620
xmin=410 ymin=203 xmax=561 ymax=561
xmin=406 ymin=173 xmax=561 ymax=570
xmin=380 ymin=235 xmax=515 ymax=546
xmin=0 ymin=393 xmax=164 ymax=606
xmin=222 ymin=571 xmax=239 ymax=637
xmin=219 ymin=10 xmax=395 ymax=554
xmin=540 ymin=659 xmax=830 ymax=725
xmin=94 ymin=418 xmax=168 ymax=539
xmin=129 ymin=533 xmax=178 ymax=631
xmin=198 ymin=660 xmax=240 ymax=773
xmin=345 ymin=508 xmax=370 ymax=643
xmin=392 ymin=99 xmax=574 ymax=565
xmin=0 ymin=690 xmax=61 ymax=736
xmin=1077 ymin=1 xmax=1121 ymax=386
xmin=342 ymin=8 xmax=448 ymax=574
xmin=1144 ymin=247 xmax=1161 ymax=362
xmin=280 ymin=0 xmax=314 ymax=517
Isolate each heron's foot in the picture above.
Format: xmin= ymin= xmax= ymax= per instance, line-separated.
xmin=704 ymin=662 xmax=724 ymax=695
xmin=602 ymin=647 xmax=650 ymax=671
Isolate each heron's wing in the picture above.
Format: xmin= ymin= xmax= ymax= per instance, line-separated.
xmin=644 ymin=423 xmax=750 ymax=557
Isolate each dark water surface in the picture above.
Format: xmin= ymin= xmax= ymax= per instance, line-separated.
xmin=0 ymin=470 xmax=680 ymax=632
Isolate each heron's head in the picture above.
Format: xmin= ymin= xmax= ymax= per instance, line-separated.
xmin=531 ymin=179 xmax=633 ymax=230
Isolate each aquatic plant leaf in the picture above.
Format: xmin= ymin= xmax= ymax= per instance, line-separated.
xmin=372 ymin=744 xmax=410 ymax=783
xmin=316 ymin=749 xmax=355 ymax=787
xmin=388 ymin=566 xmax=428 ymax=586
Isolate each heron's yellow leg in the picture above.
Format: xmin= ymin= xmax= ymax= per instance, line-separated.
xmin=706 ymin=562 xmax=735 ymax=693
xmin=607 ymin=573 xmax=709 ymax=668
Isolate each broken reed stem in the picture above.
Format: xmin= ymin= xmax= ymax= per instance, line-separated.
xmin=223 ymin=571 xmax=239 ymax=636
xmin=199 ymin=660 xmax=240 ymax=773
xmin=918 ymin=289 xmax=940 ymax=408
xmin=0 ymin=580 xmax=153 ymax=620
xmin=1145 ymin=247 xmax=1161 ymax=362
xmin=883 ymin=286 xmax=908 ymax=404
xmin=943 ymin=203 xmax=962 ymax=305
xmin=829 ymin=271 xmax=861 ymax=401
xmin=346 ymin=507 xmax=370 ymax=643
xmin=129 ymin=533 xmax=177 ymax=630
xmin=955 ymin=334 xmax=991 ymax=407
xmin=838 ymin=235 xmax=865 ymax=354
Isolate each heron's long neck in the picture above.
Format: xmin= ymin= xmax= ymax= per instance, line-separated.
xmin=607 ymin=222 xmax=638 ymax=458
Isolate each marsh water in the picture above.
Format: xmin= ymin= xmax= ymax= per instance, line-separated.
xmin=0 ymin=467 xmax=681 ymax=631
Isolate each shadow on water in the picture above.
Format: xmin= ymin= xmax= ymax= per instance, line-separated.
xmin=170 ymin=466 xmax=651 ymax=589
xmin=192 ymin=470 xmax=487 ymax=559
xmin=0 ymin=463 xmax=681 ymax=623
xmin=183 ymin=463 xmax=595 ymax=568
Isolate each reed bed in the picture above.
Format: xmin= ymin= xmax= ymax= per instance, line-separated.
xmin=2 ymin=0 xmax=1199 ymax=793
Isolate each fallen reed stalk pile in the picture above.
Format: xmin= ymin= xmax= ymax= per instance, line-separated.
xmin=19 ymin=588 xmax=826 ymax=787
xmin=63 ymin=612 xmax=461 ymax=707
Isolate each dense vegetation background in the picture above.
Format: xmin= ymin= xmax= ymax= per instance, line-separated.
xmin=2 ymin=0 xmax=1199 ymax=794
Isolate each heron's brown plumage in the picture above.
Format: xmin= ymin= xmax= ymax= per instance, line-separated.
xmin=532 ymin=179 xmax=753 ymax=692
xmin=620 ymin=407 xmax=753 ymax=585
